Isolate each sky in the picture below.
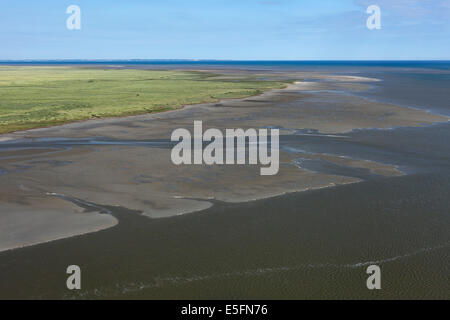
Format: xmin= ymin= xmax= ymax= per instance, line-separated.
xmin=1 ymin=0 xmax=449 ymax=60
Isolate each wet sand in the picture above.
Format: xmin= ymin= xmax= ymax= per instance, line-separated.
xmin=0 ymin=66 xmax=449 ymax=299
xmin=1 ymin=72 xmax=446 ymax=251
xmin=1 ymin=173 xmax=449 ymax=299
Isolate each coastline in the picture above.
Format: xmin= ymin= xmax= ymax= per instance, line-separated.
xmin=0 ymin=66 xmax=289 ymax=136
xmin=0 ymin=70 xmax=449 ymax=253
xmin=0 ymin=79 xmax=297 ymax=141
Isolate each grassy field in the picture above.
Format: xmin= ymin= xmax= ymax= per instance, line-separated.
xmin=0 ymin=66 xmax=287 ymax=134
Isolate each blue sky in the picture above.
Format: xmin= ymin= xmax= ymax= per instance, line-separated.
xmin=1 ymin=0 xmax=449 ymax=60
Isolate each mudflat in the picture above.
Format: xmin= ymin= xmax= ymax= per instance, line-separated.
xmin=0 ymin=64 xmax=449 ymax=299
xmin=0 ymin=67 xmax=447 ymax=252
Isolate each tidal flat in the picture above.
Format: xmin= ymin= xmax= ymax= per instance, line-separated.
xmin=0 ymin=63 xmax=449 ymax=299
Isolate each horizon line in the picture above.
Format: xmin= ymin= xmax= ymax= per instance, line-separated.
xmin=1 ymin=59 xmax=449 ymax=63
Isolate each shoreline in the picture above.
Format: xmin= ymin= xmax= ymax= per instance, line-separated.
xmin=0 ymin=218 xmax=118 ymax=254
xmin=0 ymin=66 xmax=290 ymax=137
xmin=1 ymin=71 xmax=449 ymax=253
xmin=2 ymin=77 xmax=448 ymax=141
xmin=0 ymin=79 xmax=298 ymax=141
xmin=0 ymin=174 xmax=375 ymax=254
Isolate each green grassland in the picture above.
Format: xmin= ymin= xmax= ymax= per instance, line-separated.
xmin=0 ymin=67 xmax=287 ymax=134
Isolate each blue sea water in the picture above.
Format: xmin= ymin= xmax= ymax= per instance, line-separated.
xmin=1 ymin=60 xmax=449 ymax=69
